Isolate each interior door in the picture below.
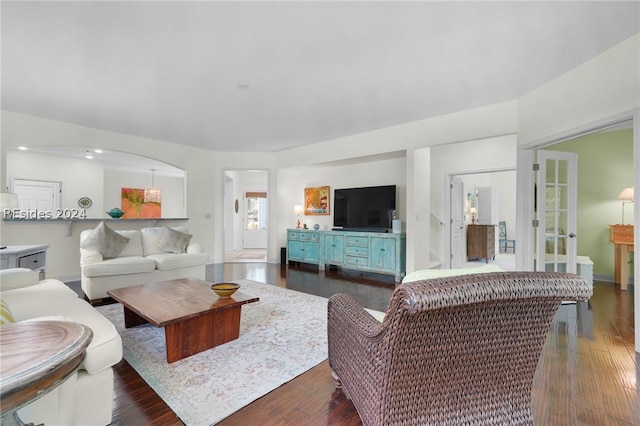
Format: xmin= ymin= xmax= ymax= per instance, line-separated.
xmin=535 ymin=150 xmax=578 ymax=273
xmin=12 ymin=179 xmax=61 ymax=212
xmin=450 ymin=176 xmax=464 ymax=268
xmin=243 ymin=191 xmax=268 ymax=249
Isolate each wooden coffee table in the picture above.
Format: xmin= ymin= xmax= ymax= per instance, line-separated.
xmin=108 ymin=278 xmax=259 ymax=363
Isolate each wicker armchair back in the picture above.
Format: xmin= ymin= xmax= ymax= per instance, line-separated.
xmin=328 ymin=271 xmax=591 ymax=426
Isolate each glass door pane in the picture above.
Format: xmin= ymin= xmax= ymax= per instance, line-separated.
xmin=536 ymin=151 xmax=577 ymax=274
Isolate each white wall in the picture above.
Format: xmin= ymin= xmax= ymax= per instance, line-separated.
xmin=1 ymin=101 xmax=517 ymax=278
xmin=273 ymin=101 xmax=518 ymax=271
xmin=6 ymin=150 xmax=105 ymax=217
xmin=518 ymin=34 xmax=639 ymax=146
xmin=277 ymin=156 xmax=407 ymax=236
xmin=104 ymin=170 xmax=185 ymax=218
xmin=430 ymin=135 xmax=518 ymax=262
xmin=515 ymin=34 xmax=640 ymax=351
xmin=460 ymin=171 xmax=517 ymax=235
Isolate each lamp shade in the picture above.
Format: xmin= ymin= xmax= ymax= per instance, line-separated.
xmin=617 ymin=187 xmax=634 ymax=201
xmin=0 ymin=193 xmax=19 ymax=210
xmin=293 ymin=204 xmax=304 ymax=215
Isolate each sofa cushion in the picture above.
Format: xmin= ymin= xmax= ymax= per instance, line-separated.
xmin=158 ymin=227 xmax=192 ymax=254
xmin=80 ymin=221 xmax=130 ymax=259
xmin=1 ymin=298 xmax=15 ymax=324
xmin=114 ymin=230 xmax=144 ymax=257
xmin=146 ymin=252 xmax=210 ymax=271
xmin=82 ymin=256 xmax=156 ymax=278
xmin=141 ymin=226 xmax=189 ymax=256
xmin=11 ymin=298 xmax=122 ymax=375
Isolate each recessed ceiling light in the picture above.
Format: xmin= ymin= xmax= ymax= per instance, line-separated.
xmin=17 ymin=146 xmax=27 ymax=150
xmin=94 ymin=149 xmax=103 ymax=154
xmin=85 ymin=155 xmax=94 ymax=159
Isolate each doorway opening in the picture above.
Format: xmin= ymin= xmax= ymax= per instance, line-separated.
xmin=223 ymin=170 xmax=268 ymax=263
xmin=445 ymin=168 xmax=517 ymax=271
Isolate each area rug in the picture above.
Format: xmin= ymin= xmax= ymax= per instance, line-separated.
xmin=236 ymin=252 xmax=266 ymax=260
xmin=96 ymin=279 xmax=330 ymax=425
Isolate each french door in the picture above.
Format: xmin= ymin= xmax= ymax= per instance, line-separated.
xmin=535 ymin=150 xmax=578 ymax=273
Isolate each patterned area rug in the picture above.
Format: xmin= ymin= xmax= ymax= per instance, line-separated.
xmin=96 ymin=279 xmax=329 ymax=425
xmin=224 ymin=250 xmax=267 ymax=263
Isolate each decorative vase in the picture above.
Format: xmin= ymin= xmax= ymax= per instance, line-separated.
xmin=106 ymin=207 xmax=125 ymax=219
xmin=313 ymin=224 xmax=320 ymax=230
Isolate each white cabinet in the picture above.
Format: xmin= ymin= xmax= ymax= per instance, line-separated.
xmin=0 ymin=244 xmax=49 ymax=279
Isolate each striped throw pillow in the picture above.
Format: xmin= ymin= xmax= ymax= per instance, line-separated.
xmin=0 ymin=299 xmax=15 ymax=325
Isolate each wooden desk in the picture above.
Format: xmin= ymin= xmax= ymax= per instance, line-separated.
xmin=609 ymin=225 xmax=634 ymax=291
xmin=0 ymin=321 xmax=93 ymax=425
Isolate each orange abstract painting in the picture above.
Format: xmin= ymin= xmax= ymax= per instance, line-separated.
xmin=121 ymin=188 xmax=161 ymax=219
xmin=304 ymin=186 xmax=330 ymax=215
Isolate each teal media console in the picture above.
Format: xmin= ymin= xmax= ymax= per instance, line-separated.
xmin=287 ymin=228 xmax=406 ymax=282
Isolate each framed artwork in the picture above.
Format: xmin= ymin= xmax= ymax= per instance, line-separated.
xmin=121 ymin=188 xmax=162 ymax=219
xmin=304 ymin=186 xmax=330 ymax=215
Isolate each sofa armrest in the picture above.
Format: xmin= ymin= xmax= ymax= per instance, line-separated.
xmin=0 ymin=268 xmax=41 ymax=290
xmin=80 ymin=248 xmax=104 ymax=266
xmin=186 ymin=243 xmax=203 ymax=254
xmin=327 ymin=293 xmax=386 ymax=408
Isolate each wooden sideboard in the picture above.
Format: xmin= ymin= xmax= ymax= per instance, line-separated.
xmin=286 ymin=229 xmax=407 ymax=282
xmin=609 ymin=224 xmax=634 ymax=291
xmin=467 ymin=224 xmax=496 ymax=263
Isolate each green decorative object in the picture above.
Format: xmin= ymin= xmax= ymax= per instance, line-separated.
xmin=106 ymin=207 xmax=125 ymax=219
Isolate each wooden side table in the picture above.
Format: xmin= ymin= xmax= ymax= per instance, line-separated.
xmin=0 ymin=245 xmax=49 ymax=279
xmin=609 ymin=224 xmax=634 ymax=291
xmin=0 ymin=321 xmax=93 ymax=425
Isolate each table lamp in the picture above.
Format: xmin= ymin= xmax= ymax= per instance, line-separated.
xmin=617 ymin=187 xmax=633 ymax=224
xmin=0 ymin=192 xmax=19 ymax=216
xmin=293 ymin=204 xmax=304 ymax=229
xmin=469 ymin=207 xmax=477 ymax=224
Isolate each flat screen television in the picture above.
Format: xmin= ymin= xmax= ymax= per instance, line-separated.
xmin=333 ymin=185 xmax=396 ymax=232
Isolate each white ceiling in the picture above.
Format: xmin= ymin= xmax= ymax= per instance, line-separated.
xmin=2 ymin=1 xmax=639 ymax=153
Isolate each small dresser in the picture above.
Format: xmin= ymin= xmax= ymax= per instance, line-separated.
xmin=467 ymin=224 xmax=496 ymax=263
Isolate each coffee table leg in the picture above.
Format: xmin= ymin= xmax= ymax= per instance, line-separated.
xmin=165 ymin=306 xmax=242 ymax=363
xmin=123 ymin=306 xmax=148 ymax=328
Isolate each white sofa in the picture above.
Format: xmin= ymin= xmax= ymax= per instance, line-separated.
xmin=80 ymin=225 xmax=209 ymax=303
xmin=0 ymin=268 xmax=122 ymax=426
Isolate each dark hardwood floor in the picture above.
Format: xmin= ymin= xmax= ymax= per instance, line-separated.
xmin=106 ymin=263 xmax=637 ymax=425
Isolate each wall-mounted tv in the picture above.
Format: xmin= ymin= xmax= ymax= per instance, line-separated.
xmin=333 ymin=185 xmax=396 ymax=232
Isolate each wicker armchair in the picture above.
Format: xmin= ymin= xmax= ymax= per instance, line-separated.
xmin=328 ymin=271 xmax=592 ymax=426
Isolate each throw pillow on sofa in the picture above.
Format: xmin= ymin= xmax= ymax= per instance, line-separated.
xmin=0 ymin=298 xmax=15 ymax=324
xmin=80 ymin=221 xmax=130 ymax=258
xmin=158 ymin=227 xmax=193 ymax=254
